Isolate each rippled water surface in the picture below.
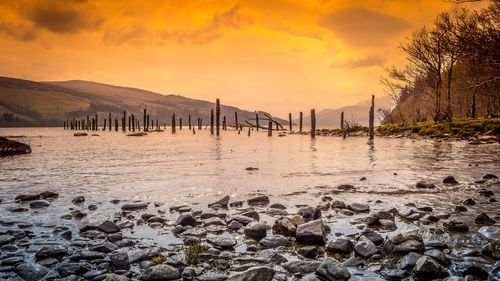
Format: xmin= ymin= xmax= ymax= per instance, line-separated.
xmin=0 ymin=128 xmax=499 ymax=239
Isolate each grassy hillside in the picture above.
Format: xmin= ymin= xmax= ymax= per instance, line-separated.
xmin=0 ymin=77 xmax=285 ymax=127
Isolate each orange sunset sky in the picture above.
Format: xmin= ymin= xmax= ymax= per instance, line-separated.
xmin=0 ymin=0 xmax=487 ymax=116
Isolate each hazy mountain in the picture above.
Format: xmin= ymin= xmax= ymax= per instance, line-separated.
xmin=298 ymin=97 xmax=391 ymax=127
xmin=0 ymin=77 xmax=285 ymax=127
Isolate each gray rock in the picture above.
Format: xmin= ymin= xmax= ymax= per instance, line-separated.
xmin=383 ymin=230 xmax=424 ymax=255
xmin=354 ymin=236 xmax=378 ymax=259
xmin=298 ymin=207 xmax=322 ymax=222
xmin=39 ymin=191 xmax=59 ymax=199
xmin=478 ymin=226 xmax=500 ymax=242
xmin=424 ymin=249 xmax=450 ymax=266
xmin=141 ymin=264 xmax=180 ymax=280
xmin=361 ymin=228 xmax=384 ymax=245
xmin=443 ymin=176 xmax=458 ymax=185
xmin=347 ymin=203 xmax=370 ymax=213
xmin=0 ymin=235 xmax=14 ymax=246
xmin=29 ymin=200 xmax=50 ymax=208
xmin=15 ymin=194 xmax=40 ymax=201
xmin=89 ymin=242 xmax=118 ymax=253
xmin=296 ymin=219 xmax=326 ymax=245
xmin=298 ymin=246 xmax=318 ymax=258
xmin=258 ymin=249 xmax=288 ymax=264
xmin=259 ymin=235 xmax=290 ymax=248
xmin=181 ymin=227 xmax=207 ymax=238
xmin=229 ymin=215 xmax=254 ymax=226
xmin=343 ymin=256 xmax=363 ymax=268
xmin=110 ymin=252 xmax=130 ymax=270
xmin=270 ymin=203 xmax=286 ymax=209
xmin=98 ymin=220 xmax=121 ymax=233
xmin=35 ymin=244 xmax=68 ymax=260
xmin=397 ymin=252 xmax=422 ymax=270
xmin=315 ymin=258 xmax=351 ymax=281
xmin=443 ymin=219 xmax=469 ymax=232
xmin=207 ymin=235 xmax=237 ymax=249
xmin=15 ymin=262 xmax=50 ymax=281
xmin=327 ymin=238 xmax=354 ymax=255
xmin=203 ymin=217 xmax=226 ymax=227
xmin=282 ymin=260 xmax=321 ymax=274
xmin=105 ymin=274 xmax=130 ymax=281
xmin=209 ymin=195 xmax=230 ymax=208
xmin=413 ymin=256 xmax=448 ymax=278
xmin=241 ymin=210 xmax=260 ymax=221
xmin=57 ymin=262 xmax=88 ymax=277
xmin=227 ymin=266 xmax=275 ymax=281
xmin=248 ymin=195 xmax=270 ymax=205
xmin=176 ymin=213 xmax=197 ymax=226
xmin=244 ymin=221 xmax=267 ymax=240
xmin=228 ymin=220 xmax=243 ymax=230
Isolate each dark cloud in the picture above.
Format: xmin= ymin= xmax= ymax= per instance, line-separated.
xmin=159 ymin=4 xmax=254 ymax=44
xmin=332 ymin=55 xmax=387 ymax=68
xmin=23 ymin=0 xmax=104 ymax=34
xmin=318 ymin=7 xmax=412 ymax=48
xmin=0 ymin=21 xmax=38 ymax=41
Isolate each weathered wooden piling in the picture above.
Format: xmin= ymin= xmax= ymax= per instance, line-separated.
xmin=128 ymin=116 xmax=131 ymax=131
xmin=147 ymin=115 xmax=150 ymax=131
xmin=188 ymin=115 xmax=191 ymax=130
xmin=180 ymin=118 xmax=182 ymax=130
xmin=115 ymin=118 xmax=118 ymax=131
xmin=132 ymin=114 xmax=135 ymax=132
xmin=103 ymin=119 xmax=107 ymax=131
xmin=86 ymin=115 xmax=90 ymax=130
xmin=156 ymin=120 xmax=158 ymax=131
xmin=143 ymin=109 xmax=147 ymax=131
xmin=234 ymin=112 xmax=238 ymax=129
xmin=341 ymin=111 xmax=346 ymax=139
xmin=311 ymin=109 xmax=316 ymax=139
xmin=95 ymin=114 xmax=98 ymax=131
xmin=369 ymin=95 xmax=374 ymax=140
xmin=122 ymin=111 xmax=126 ymax=132
xmin=256 ymin=114 xmax=259 ymax=131
xmin=216 ymin=99 xmax=220 ymax=136
xmin=210 ymin=109 xmax=214 ymax=135
xmin=299 ymin=112 xmax=303 ymax=132
xmin=223 ymin=116 xmax=226 ymax=131
xmin=172 ymin=113 xmax=176 ymax=133
xmin=268 ymin=120 xmax=272 ymax=136
xmin=289 ymin=113 xmax=292 ymax=132
xmin=63 ymin=121 xmax=66 ymax=130
xmin=108 ymin=113 xmax=112 ymax=131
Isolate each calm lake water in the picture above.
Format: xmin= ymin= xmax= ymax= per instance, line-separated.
xmin=0 ymin=127 xmax=499 ymax=245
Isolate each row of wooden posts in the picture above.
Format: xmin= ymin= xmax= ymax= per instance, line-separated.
xmin=64 ymin=96 xmax=375 ymax=140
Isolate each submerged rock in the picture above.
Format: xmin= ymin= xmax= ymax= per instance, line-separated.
xmin=327 ymin=238 xmax=354 ymax=255
xmin=15 ymin=194 xmax=40 ymax=201
xmin=35 ymin=245 xmax=68 ymax=260
xmin=0 ymin=137 xmax=31 ymax=155
xmin=347 ymin=203 xmax=370 ymax=213
xmin=354 ymin=236 xmax=378 ymax=258
xmin=176 ymin=213 xmax=197 ymax=227
xmin=259 ymin=235 xmax=290 ymax=248
xmin=383 ymin=230 xmax=424 ymax=255
xmin=478 ymin=226 xmax=500 ymax=241
xmin=475 ymin=213 xmax=495 ymax=225
xmin=121 ymin=202 xmax=148 ymax=211
xmin=29 ymin=200 xmax=50 ymax=208
xmin=298 ymin=206 xmax=322 ymax=221
xmin=98 ymin=220 xmax=121 ymax=233
xmin=413 ymin=256 xmax=448 ymax=278
xmin=71 ymin=196 xmax=85 ymax=204
xmin=443 ymin=176 xmax=459 ymax=185
xmin=415 ymin=181 xmax=436 ymax=189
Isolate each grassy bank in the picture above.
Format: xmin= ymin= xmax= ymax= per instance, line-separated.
xmin=377 ymin=118 xmax=500 ymax=139
xmin=311 ymin=118 xmax=500 ymax=141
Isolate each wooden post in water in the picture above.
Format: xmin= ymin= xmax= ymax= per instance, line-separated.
xmin=122 ymin=111 xmax=126 ymax=132
xmin=146 ymin=115 xmax=150 ymax=131
xmin=311 ymin=109 xmax=316 ymax=139
xmin=103 ymin=119 xmax=107 ymax=131
xmin=95 ymin=114 xmax=98 ymax=131
xmin=223 ymin=116 xmax=226 ymax=131
xmin=256 ymin=114 xmax=259 ymax=131
xmin=172 ymin=114 xmax=176 ymax=133
xmin=248 ymin=128 xmax=250 ymax=136
xmin=188 ymin=115 xmax=191 ymax=130
xmin=180 ymin=118 xmax=182 ymax=130
xmin=86 ymin=115 xmax=90 ymax=130
xmin=289 ymin=113 xmax=292 ymax=132
xmin=132 ymin=114 xmax=135 ymax=132
xmin=63 ymin=121 xmax=66 ymax=130
xmin=341 ymin=111 xmax=346 ymax=139
xmin=275 ymin=123 xmax=278 ymax=131
xmin=234 ymin=112 xmax=238 ymax=130
xmin=193 ymin=127 xmax=195 ymax=134
xmin=369 ymin=95 xmax=374 ymax=140
xmin=210 ymin=109 xmax=214 ymax=134
xmin=108 ymin=113 xmax=112 ymax=131
xmin=299 ymin=112 xmax=303 ymax=132
xmin=268 ymin=120 xmax=272 ymax=136
xmin=156 ymin=120 xmax=158 ymax=131
xmin=143 ymin=109 xmax=147 ymax=131
xmin=128 ymin=116 xmax=131 ymax=131
xmin=115 ymin=118 xmax=118 ymax=131
xmin=215 ymin=99 xmax=220 ymax=136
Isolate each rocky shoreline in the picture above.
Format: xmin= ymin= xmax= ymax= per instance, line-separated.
xmin=0 ymin=175 xmax=499 ymax=281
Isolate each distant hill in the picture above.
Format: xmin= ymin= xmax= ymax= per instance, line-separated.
xmin=0 ymin=77 xmax=285 ymax=127
xmin=298 ymin=97 xmax=391 ymax=127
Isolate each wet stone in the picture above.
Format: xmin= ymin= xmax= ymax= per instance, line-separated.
xmin=98 ymin=220 xmax=121 ymax=233
xmin=39 ymin=191 xmax=59 ymax=199
xmin=298 ymin=246 xmax=318 ymax=259
xmin=475 ymin=213 xmax=495 ymax=225
xmin=15 ymin=262 xmax=50 ymax=281
xmin=207 ymin=235 xmax=237 ymax=249
xmin=298 ymin=207 xmax=322 ymax=222
xmin=228 ymin=220 xmax=243 ymax=230
xmin=462 ymin=198 xmax=476 ymax=206
xmin=259 ymin=235 xmax=291 ymax=248
xmin=15 ymin=194 xmax=40 ymax=201
xmin=327 ymin=238 xmax=354 ymax=255
xmin=343 ymin=256 xmax=363 ymax=268
xmin=397 ymin=252 xmax=422 ymax=270
xmin=247 ymin=195 xmax=270 ymax=206
xmin=354 ymin=236 xmax=378 ymax=259
xmin=141 ymin=264 xmax=180 ymax=280
xmin=424 ymin=249 xmax=450 ymax=266
xmin=413 ymin=256 xmax=448 ymax=278
xmin=443 ymin=176 xmax=459 ymax=185
xmin=110 ymin=252 xmax=130 ymax=270
xmin=296 ymin=219 xmax=326 ymax=245
xmin=29 ymin=200 xmax=50 ymax=208
xmin=35 ymin=244 xmax=68 ymax=260
xmin=478 ymin=226 xmax=500 ymax=241
xmin=443 ymin=219 xmax=469 ymax=232
xmin=227 ymin=266 xmax=275 ymax=281
xmin=282 ymin=260 xmax=322 ymax=274
xmin=415 ymin=181 xmax=436 ymax=189
xmin=71 ymin=196 xmax=85 ymax=204
xmin=347 ymin=203 xmax=370 ymax=213
xmin=208 ymin=195 xmax=230 ymax=208
xmin=121 ymin=202 xmax=148 ymax=211
xmin=315 ymin=258 xmax=351 ymax=281
xmin=176 ymin=213 xmax=197 ymax=226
